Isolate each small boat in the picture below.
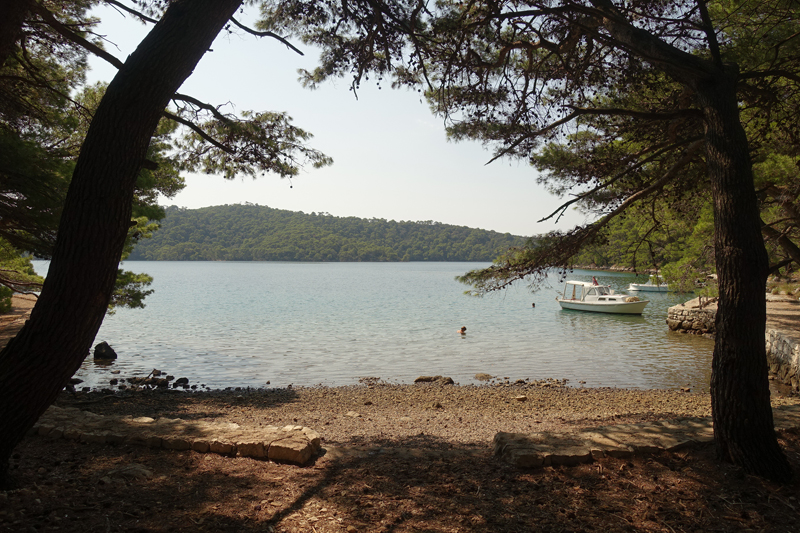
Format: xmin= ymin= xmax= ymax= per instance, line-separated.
xmin=557 ymin=281 xmax=649 ymax=314
xmin=627 ymin=276 xmax=670 ymax=293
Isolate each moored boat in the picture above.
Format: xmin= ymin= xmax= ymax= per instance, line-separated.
xmin=557 ymin=280 xmax=649 ymax=314
xmin=627 ymin=276 xmax=670 ymax=293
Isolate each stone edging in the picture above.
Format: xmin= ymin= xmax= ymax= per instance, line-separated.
xmin=667 ymin=298 xmax=800 ymax=392
xmin=494 ymin=404 xmax=800 ymax=467
xmin=666 ymin=298 xmax=716 ymax=335
xmin=766 ymin=329 xmax=800 ymax=391
xmin=32 ymin=404 xmax=800 ymax=471
xmin=30 ymin=406 xmax=322 ymax=466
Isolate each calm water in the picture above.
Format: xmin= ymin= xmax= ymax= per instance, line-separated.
xmin=33 ymin=262 xmax=713 ymax=390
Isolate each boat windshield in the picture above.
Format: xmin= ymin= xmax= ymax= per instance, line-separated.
xmin=597 ymin=286 xmax=611 ymax=295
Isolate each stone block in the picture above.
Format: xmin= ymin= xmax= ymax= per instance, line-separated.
xmin=209 ymin=440 xmax=235 ymax=455
xmin=123 ymin=434 xmax=148 ymax=446
xmin=544 ymin=447 xmax=593 ymax=466
xmin=300 ymin=428 xmax=322 ymax=452
xmin=191 ymin=440 xmax=210 ymax=453
xmin=504 ymin=449 xmax=545 ymax=468
xmin=163 ymin=437 xmax=191 ymax=451
xmin=105 ymin=433 xmax=126 ymax=444
xmin=238 ymin=441 xmax=267 ymax=458
xmin=267 ymin=437 xmax=315 ymax=465
xmin=81 ymin=431 xmax=108 ymax=444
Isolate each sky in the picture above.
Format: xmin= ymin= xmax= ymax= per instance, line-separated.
xmin=86 ymin=4 xmax=586 ymax=237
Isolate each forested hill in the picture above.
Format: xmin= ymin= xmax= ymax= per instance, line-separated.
xmin=128 ymin=205 xmax=528 ymax=262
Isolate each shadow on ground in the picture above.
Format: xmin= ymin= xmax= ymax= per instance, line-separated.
xmin=3 ymin=429 xmax=800 ymax=532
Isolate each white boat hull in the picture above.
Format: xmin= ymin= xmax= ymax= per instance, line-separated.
xmin=627 ymin=283 xmax=669 ymax=293
xmin=557 ymin=298 xmax=649 ymax=314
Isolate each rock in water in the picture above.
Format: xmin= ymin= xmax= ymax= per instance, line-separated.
xmin=94 ymin=341 xmax=118 ymax=360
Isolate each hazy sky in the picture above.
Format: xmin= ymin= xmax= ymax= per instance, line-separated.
xmin=87 ymin=5 xmax=586 ymax=236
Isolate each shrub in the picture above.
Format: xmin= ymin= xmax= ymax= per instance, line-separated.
xmin=0 ymin=286 xmax=13 ymax=314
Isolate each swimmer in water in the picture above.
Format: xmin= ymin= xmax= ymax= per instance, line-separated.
xmin=458 ymin=326 xmax=467 ymax=334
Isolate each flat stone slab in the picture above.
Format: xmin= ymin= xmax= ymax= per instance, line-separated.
xmin=31 ymin=406 xmax=321 ymax=466
xmin=31 ymin=404 xmax=800 ymax=470
xmin=495 ymin=404 xmax=800 ymax=467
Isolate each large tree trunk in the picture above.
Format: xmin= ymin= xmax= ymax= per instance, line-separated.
xmin=0 ymin=0 xmax=243 ymax=483
xmin=695 ymin=69 xmax=793 ymax=482
xmin=597 ymin=0 xmax=793 ymax=482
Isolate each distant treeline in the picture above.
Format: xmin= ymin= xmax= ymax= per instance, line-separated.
xmin=128 ymin=204 xmax=528 ymax=262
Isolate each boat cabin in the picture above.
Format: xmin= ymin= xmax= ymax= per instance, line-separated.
xmin=561 ymin=281 xmax=616 ymax=301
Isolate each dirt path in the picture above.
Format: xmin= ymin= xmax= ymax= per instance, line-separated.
xmin=766 ymin=299 xmax=800 ymax=334
xmin=0 ymin=294 xmax=35 ymax=348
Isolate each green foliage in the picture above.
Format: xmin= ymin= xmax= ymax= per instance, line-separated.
xmin=176 ymin=110 xmax=333 ymax=179
xmin=1 ymin=59 xmax=180 ymax=313
xmin=2 ymin=3 xmax=335 ymax=312
xmin=128 ymin=204 xmax=526 ymax=262
xmin=0 ymin=238 xmax=45 ymax=294
xmin=0 ymin=130 xmax=71 ymax=255
xmin=0 ymin=286 xmax=12 ymax=314
xmin=573 ymin=201 xmax=715 ymax=274
xmin=108 ymin=269 xmax=153 ymax=315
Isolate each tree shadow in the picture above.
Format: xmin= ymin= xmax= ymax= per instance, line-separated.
xmin=53 ymin=386 xmax=303 ymax=421
xmin=6 ymin=430 xmax=799 ymax=532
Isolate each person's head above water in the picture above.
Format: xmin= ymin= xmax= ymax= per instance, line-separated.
xmin=459 ymin=326 xmax=467 ymax=334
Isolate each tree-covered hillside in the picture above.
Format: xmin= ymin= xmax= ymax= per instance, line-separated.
xmin=128 ymin=205 xmax=527 ymax=262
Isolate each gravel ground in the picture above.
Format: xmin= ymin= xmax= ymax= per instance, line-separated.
xmin=57 ymin=380 xmax=717 ymax=448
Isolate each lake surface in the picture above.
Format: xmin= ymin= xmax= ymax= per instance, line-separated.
xmin=33 ymin=261 xmax=713 ymax=391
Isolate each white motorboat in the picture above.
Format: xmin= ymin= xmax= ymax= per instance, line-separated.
xmin=557 ymin=281 xmax=649 ymax=314
xmin=627 ymin=276 xmax=670 ymax=293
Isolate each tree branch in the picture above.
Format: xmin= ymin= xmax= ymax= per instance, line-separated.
xmin=486 ymin=110 xmax=581 ymax=165
xmin=761 ymin=219 xmax=800 ymax=266
xmin=33 ymin=3 xmax=123 ymax=69
xmin=537 ymin=136 xmax=704 ymax=223
xmin=172 ymin=93 xmax=234 ymax=124
xmin=32 ymin=3 xmax=125 ymax=70
xmin=581 ymin=139 xmax=704 ymax=236
xmin=104 ymin=0 xmax=159 ymax=24
xmin=228 ymin=17 xmax=303 ymax=56
xmin=566 ymin=105 xmax=702 ymax=121
xmin=696 ymin=0 xmax=723 ymax=69
xmin=162 ymin=111 xmax=232 ymax=154
xmin=587 ymin=0 xmax=711 ymax=84
xmin=739 ymin=69 xmax=800 ymax=84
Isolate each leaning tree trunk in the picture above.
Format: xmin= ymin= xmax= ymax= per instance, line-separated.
xmin=696 ymin=69 xmax=793 ymax=483
xmin=0 ymin=0 xmax=243 ymax=483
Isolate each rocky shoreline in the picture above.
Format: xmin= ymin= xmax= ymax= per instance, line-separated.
xmin=48 ymin=381 xmax=720 ymax=448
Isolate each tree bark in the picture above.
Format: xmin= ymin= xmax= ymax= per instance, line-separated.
xmin=0 ymin=0 xmax=243 ymax=483
xmin=694 ymin=69 xmax=793 ymax=482
xmin=0 ymin=0 xmax=34 ymax=68
xmin=591 ymin=0 xmax=791 ymax=481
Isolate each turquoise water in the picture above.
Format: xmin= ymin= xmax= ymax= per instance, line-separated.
xmin=34 ymin=261 xmax=713 ymax=390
